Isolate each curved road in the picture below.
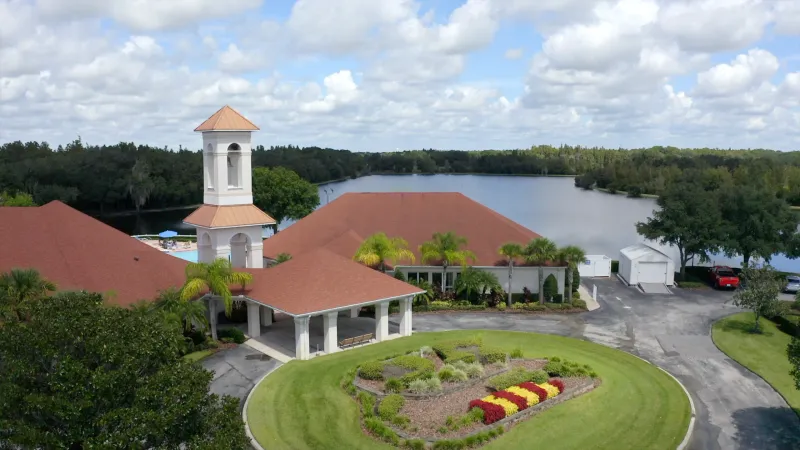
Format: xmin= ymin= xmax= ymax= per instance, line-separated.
xmin=412 ymin=278 xmax=800 ymax=450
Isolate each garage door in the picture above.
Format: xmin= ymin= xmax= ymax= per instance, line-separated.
xmin=638 ymin=262 xmax=667 ymax=284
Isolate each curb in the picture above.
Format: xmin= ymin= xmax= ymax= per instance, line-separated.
xmin=626 ymin=352 xmax=696 ymax=450
xmin=242 ymin=363 xmax=286 ymax=450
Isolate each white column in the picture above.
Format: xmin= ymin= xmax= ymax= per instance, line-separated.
xmin=350 ymin=307 xmax=360 ymax=318
xmin=294 ymin=316 xmax=310 ymax=360
xmin=323 ymin=312 xmax=338 ymax=354
xmin=249 ymin=243 xmax=264 ymax=269
xmin=212 ymin=244 xmax=230 ymax=262
xmin=260 ymin=305 xmax=272 ymax=326
xmin=375 ymin=301 xmax=389 ymax=342
xmin=399 ymin=296 xmax=413 ymax=337
xmin=208 ymin=298 xmax=218 ymax=340
xmin=247 ymin=302 xmax=261 ymax=338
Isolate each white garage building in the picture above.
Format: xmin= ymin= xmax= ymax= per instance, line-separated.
xmin=618 ymin=244 xmax=675 ymax=287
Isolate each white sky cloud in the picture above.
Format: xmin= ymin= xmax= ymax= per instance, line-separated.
xmin=0 ymin=0 xmax=799 ymax=151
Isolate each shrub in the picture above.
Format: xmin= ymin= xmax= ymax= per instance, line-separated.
xmin=392 ymin=414 xmax=410 ymax=428
xmin=220 ymin=337 xmax=233 ymax=344
xmin=611 ymin=260 xmax=619 ymax=273
xmin=425 ymin=377 xmax=443 ymax=392
xmin=393 ymin=271 xmax=406 ymax=281
xmin=364 ymin=417 xmax=400 ymax=445
xmin=548 ymin=378 xmax=565 ymax=393
xmin=549 ymin=356 xmax=561 ymax=362
xmin=572 ymin=290 xmax=581 ymax=300
xmin=492 ymin=390 xmax=528 ymax=411
xmin=404 ymin=439 xmax=426 ymax=450
xmin=378 ymin=394 xmax=405 ymax=421
xmin=389 ymin=355 xmax=435 ymax=385
xmin=518 ymin=382 xmax=548 ymax=402
xmin=455 ymin=361 xmax=484 ymax=378
xmin=217 ymin=327 xmax=245 ymax=344
xmin=359 ymin=360 xmax=385 ymax=380
xmin=530 ymin=369 xmax=548 ymax=384
xmin=552 ymin=294 xmax=564 ymax=303
xmin=419 ymin=345 xmax=433 ymax=357
xmin=543 ymin=275 xmax=558 ymax=300
xmin=496 ymin=302 xmax=507 ymax=311
xmin=544 ymin=357 xmax=595 ymax=377
xmin=523 ymin=303 xmax=546 ymax=311
xmin=509 ymin=347 xmax=524 ymax=358
xmin=432 ymin=338 xmax=481 ymax=363
xmin=430 ymin=301 xmax=452 ymax=308
xmin=487 ymin=367 xmax=532 ymax=390
xmin=385 ymin=378 xmax=403 ymax=393
xmin=358 ymin=391 xmax=376 ymax=417
xmin=511 ymin=302 xmax=525 ymax=310
xmin=479 ymin=346 xmax=507 ymax=364
xmin=539 ymin=382 xmax=560 ymax=399
xmin=572 ymin=299 xmax=587 ymax=310
xmin=408 ymin=379 xmax=428 ymax=394
xmin=438 ymin=365 xmax=468 ymax=382
xmin=432 ymin=440 xmax=466 ymax=450
xmin=467 ymin=400 xmax=505 ymax=424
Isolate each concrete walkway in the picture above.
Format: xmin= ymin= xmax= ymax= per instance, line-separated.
xmin=412 ymin=278 xmax=800 ymax=450
xmin=201 ymin=345 xmax=282 ymax=404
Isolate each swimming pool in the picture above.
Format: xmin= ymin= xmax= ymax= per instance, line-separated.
xmin=167 ymin=249 xmax=198 ymax=262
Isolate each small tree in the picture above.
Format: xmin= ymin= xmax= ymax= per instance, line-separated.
xmin=454 ymin=267 xmax=500 ymax=304
xmin=275 ymin=252 xmax=293 ymax=265
xmin=498 ymin=242 xmax=524 ymax=306
xmin=542 ymin=274 xmax=559 ymax=302
xmin=409 ymin=278 xmax=434 ymax=307
xmin=0 ymin=268 xmax=56 ymax=322
xmin=732 ymin=264 xmax=786 ymax=333
xmin=524 ymin=237 xmax=559 ymax=304
xmin=557 ymin=245 xmax=586 ymax=303
xmin=353 ymin=232 xmax=415 ymax=273
xmin=419 ymin=231 xmax=476 ymax=289
xmin=154 ymin=287 xmax=208 ymax=333
xmin=252 ymin=166 xmax=320 ymax=234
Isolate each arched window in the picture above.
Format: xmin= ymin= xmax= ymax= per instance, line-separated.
xmin=227 ymin=143 xmax=241 ymax=151
xmin=227 ymin=143 xmax=241 ymax=188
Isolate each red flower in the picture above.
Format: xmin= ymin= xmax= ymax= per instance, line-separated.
xmin=518 ymin=382 xmax=548 ymax=403
xmin=548 ymin=378 xmax=565 ymax=394
xmin=493 ymin=390 xmax=528 ymax=411
xmin=468 ymin=399 xmax=506 ymax=424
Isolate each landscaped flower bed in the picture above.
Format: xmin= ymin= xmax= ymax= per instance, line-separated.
xmin=349 ymin=342 xmax=601 ymax=448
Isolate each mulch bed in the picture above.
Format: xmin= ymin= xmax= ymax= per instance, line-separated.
xmin=396 ymin=375 xmax=596 ymax=440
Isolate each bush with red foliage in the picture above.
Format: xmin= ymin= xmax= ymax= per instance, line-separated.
xmin=492 ymin=390 xmax=528 ymax=411
xmin=548 ymin=378 xmax=565 ymax=394
xmin=468 ymin=399 xmax=506 ymax=424
xmin=518 ymin=382 xmax=548 ymax=402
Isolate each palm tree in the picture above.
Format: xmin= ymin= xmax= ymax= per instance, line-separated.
xmin=409 ymin=278 xmax=434 ymax=306
xmin=353 ymin=232 xmax=415 ymax=273
xmin=498 ymin=242 xmax=524 ymax=306
xmin=524 ymin=238 xmax=559 ymax=304
xmin=275 ymin=253 xmax=293 ymax=265
xmin=455 ymin=267 xmax=501 ymax=303
xmin=155 ymin=287 xmax=208 ymax=332
xmin=180 ymin=258 xmax=253 ymax=318
xmin=0 ymin=268 xmax=56 ymax=322
xmin=557 ymin=245 xmax=587 ymax=303
xmin=419 ymin=232 xmax=477 ymax=291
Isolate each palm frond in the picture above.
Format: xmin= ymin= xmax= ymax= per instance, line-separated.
xmin=180 ymin=278 xmax=208 ymax=301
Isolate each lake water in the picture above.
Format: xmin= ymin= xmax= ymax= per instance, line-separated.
xmin=101 ymin=174 xmax=800 ymax=273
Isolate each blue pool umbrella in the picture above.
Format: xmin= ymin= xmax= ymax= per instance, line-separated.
xmin=158 ymin=230 xmax=178 ymax=238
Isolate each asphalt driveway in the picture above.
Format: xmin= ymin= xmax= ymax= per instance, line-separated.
xmin=412 ymin=278 xmax=800 ymax=450
xmin=201 ymin=345 xmax=282 ymax=404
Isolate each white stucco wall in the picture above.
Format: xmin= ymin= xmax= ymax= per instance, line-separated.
xmin=202 ymin=131 xmax=254 ymax=206
xmin=195 ymin=224 xmax=264 ymax=268
xmin=395 ymin=266 xmax=565 ymax=295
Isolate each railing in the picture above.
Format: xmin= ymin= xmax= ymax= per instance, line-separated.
xmin=131 ymin=234 xmax=197 ymax=242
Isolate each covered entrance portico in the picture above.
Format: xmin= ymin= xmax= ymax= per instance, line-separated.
xmin=210 ymin=248 xmax=423 ymax=361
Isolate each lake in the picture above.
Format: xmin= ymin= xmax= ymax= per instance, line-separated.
xmin=100 ymin=174 xmax=800 ymax=273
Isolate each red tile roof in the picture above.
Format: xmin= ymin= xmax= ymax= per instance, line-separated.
xmin=194 ymin=105 xmax=259 ymax=132
xmin=241 ymin=248 xmax=423 ymax=315
xmin=0 ymin=201 xmax=187 ymax=307
xmin=262 ymin=192 xmax=541 ymax=266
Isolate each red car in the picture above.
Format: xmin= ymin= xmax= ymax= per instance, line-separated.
xmin=710 ymin=266 xmax=740 ymax=290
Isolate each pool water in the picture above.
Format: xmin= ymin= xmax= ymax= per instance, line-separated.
xmin=167 ymin=250 xmax=198 ymax=262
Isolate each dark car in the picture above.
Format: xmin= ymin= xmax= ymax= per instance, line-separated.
xmin=785 ymin=276 xmax=800 ymax=294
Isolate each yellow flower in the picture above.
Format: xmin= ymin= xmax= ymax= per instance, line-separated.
xmin=538 ymin=383 xmax=560 ymax=399
xmin=506 ymin=386 xmax=540 ymax=407
xmin=483 ymin=396 xmax=519 ymax=416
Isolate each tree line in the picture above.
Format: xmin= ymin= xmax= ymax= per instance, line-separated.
xmin=4 ymin=138 xmax=799 ymax=214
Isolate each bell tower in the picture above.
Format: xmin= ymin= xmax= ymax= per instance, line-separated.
xmin=184 ymin=105 xmax=275 ymax=269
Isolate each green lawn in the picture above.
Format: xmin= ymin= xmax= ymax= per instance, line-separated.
xmin=247 ymin=330 xmax=691 ymax=450
xmin=182 ymin=349 xmax=215 ymax=363
xmin=712 ymin=313 xmax=800 ymax=416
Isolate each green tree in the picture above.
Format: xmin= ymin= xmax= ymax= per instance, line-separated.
xmin=454 ymin=267 xmax=501 ymax=303
xmin=155 ymin=287 xmax=208 ymax=333
xmin=0 ymin=268 xmax=56 ymax=322
xmin=542 ymin=274 xmax=559 ymax=301
xmin=0 ymin=191 xmax=36 ymax=206
xmin=498 ymin=242 xmax=524 ymax=306
xmin=353 ymin=232 xmax=416 ymax=273
xmin=127 ymin=158 xmax=154 ymax=214
xmin=180 ymin=258 xmax=253 ymax=337
xmin=557 ymin=245 xmax=586 ymax=303
xmin=275 ymin=252 xmax=293 ymax=265
xmin=524 ymin=237 xmax=559 ymax=304
xmin=252 ymin=166 xmax=320 ymax=234
xmin=409 ymin=278 xmax=434 ymax=306
xmin=419 ymin=232 xmax=477 ymax=290
xmin=636 ymin=181 xmax=722 ymax=280
xmin=720 ymin=185 xmax=799 ymax=266
xmin=732 ymin=264 xmax=786 ymax=333
xmin=0 ymin=290 xmax=249 ymax=449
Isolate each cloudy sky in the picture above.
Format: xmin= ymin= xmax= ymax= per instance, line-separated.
xmin=1 ymin=0 xmax=799 ymax=152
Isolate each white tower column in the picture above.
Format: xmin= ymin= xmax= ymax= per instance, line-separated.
xmin=247 ymin=302 xmax=261 ymax=338
xmin=260 ymin=305 xmax=272 ymax=326
xmin=294 ymin=316 xmax=311 ymax=360
xmin=248 ymin=242 xmax=264 ymax=269
xmin=350 ymin=307 xmax=360 ymax=318
xmin=323 ymin=312 xmax=338 ymax=354
xmin=375 ymin=301 xmax=389 ymax=342
xmin=399 ymin=296 xmax=413 ymax=337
